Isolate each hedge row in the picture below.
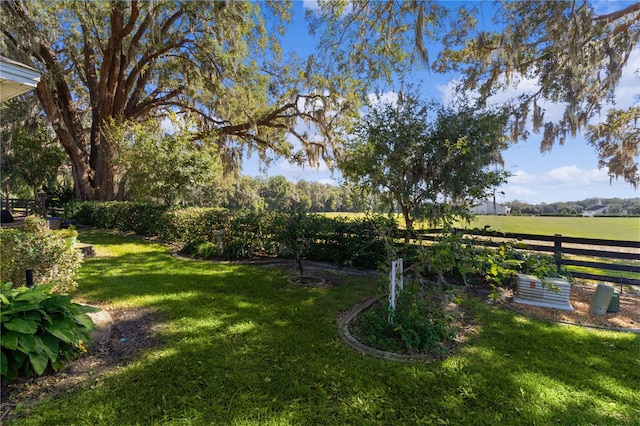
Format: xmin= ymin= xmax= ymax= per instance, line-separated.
xmin=71 ymin=202 xmax=395 ymax=268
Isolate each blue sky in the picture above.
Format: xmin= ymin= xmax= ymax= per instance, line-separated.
xmin=243 ymin=0 xmax=639 ymax=205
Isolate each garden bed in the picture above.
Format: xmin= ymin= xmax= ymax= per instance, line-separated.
xmin=503 ymin=283 xmax=639 ymax=331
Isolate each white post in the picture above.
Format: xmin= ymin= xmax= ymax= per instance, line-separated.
xmin=388 ymin=258 xmax=403 ymax=323
xmin=389 ymin=260 xmax=397 ymax=312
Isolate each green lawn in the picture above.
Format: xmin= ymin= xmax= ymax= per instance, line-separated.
xmin=459 ymin=215 xmax=640 ymax=241
xmin=321 ymin=213 xmax=640 ymax=241
xmin=8 ymin=231 xmax=640 ymax=425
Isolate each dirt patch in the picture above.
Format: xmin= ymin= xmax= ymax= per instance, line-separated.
xmin=0 ymin=307 xmax=165 ymax=423
xmin=502 ymin=283 xmax=639 ymax=331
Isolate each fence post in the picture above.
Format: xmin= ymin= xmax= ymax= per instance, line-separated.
xmin=554 ymin=234 xmax=563 ymax=274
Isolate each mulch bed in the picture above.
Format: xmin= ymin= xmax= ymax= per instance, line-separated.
xmin=502 ymin=282 xmax=639 ymax=331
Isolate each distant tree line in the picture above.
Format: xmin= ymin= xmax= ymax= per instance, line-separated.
xmin=187 ymin=175 xmax=361 ymax=213
xmin=505 ymin=198 xmax=640 ymax=216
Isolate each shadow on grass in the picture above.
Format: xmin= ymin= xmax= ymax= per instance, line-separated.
xmin=14 ymin=231 xmax=640 ymax=425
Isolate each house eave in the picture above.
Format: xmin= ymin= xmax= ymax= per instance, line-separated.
xmin=0 ymin=56 xmax=41 ymax=102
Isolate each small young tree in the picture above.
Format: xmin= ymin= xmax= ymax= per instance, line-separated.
xmin=276 ymin=206 xmax=321 ymax=280
xmin=339 ymin=93 xmax=510 ymax=244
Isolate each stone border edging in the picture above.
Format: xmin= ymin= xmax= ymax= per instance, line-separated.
xmin=86 ymin=306 xmax=113 ymax=343
xmin=337 ymin=295 xmax=441 ymax=363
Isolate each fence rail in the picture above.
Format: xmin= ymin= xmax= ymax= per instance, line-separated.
xmin=1 ymin=198 xmax=36 ymax=215
xmin=411 ymin=229 xmax=640 ymax=287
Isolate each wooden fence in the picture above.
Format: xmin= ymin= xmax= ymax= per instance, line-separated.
xmin=411 ymin=229 xmax=640 ymax=287
xmin=0 ymin=198 xmax=37 ymax=216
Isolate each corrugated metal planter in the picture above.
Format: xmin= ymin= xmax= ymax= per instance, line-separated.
xmin=514 ymin=274 xmax=574 ymax=311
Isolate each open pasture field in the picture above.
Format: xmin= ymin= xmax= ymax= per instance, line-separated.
xmin=321 ymin=213 xmax=640 ymax=241
xmin=459 ymin=216 xmax=640 ymax=241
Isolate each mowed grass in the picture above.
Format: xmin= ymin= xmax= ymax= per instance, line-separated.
xmin=9 ymin=231 xmax=640 ymax=425
xmin=459 ymin=215 xmax=640 ymax=241
xmin=321 ymin=212 xmax=640 ymax=241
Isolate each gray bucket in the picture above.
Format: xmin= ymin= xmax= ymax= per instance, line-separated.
xmin=589 ymin=284 xmax=614 ymax=316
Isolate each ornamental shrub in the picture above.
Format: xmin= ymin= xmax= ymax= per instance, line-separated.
xmin=0 ymin=282 xmax=98 ymax=381
xmin=0 ymin=225 xmax=82 ymax=294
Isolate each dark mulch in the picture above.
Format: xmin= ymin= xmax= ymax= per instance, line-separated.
xmin=0 ymin=307 xmax=165 ymax=423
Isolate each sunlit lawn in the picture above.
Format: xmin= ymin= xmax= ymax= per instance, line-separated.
xmin=321 ymin=212 xmax=640 ymax=241
xmin=9 ymin=231 xmax=640 ymax=425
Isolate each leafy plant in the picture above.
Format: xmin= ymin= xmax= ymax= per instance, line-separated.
xmin=0 ymin=227 xmax=82 ymax=293
xmin=53 ymin=225 xmax=79 ymax=240
xmin=276 ymin=207 xmax=321 ymax=278
xmin=0 ymin=282 xmax=98 ymax=381
xmin=221 ymin=240 xmax=253 ymax=261
xmin=23 ymin=215 xmax=48 ymax=234
xmin=353 ymin=283 xmax=456 ymax=355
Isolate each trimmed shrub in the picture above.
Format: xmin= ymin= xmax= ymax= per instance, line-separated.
xmin=72 ymin=201 xmax=168 ymax=235
xmin=71 ymin=202 xmax=396 ymax=269
xmin=0 ymin=282 xmax=98 ymax=381
xmin=310 ymin=214 xmax=394 ymax=268
xmin=161 ymin=207 xmax=231 ymax=242
xmin=0 ymin=225 xmax=82 ymax=294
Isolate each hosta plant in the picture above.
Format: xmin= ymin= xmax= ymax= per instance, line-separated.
xmin=0 ymin=282 xmax=98 ymax=381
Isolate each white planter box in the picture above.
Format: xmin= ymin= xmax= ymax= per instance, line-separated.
xmin=514 ymin=274 xmax=574 ymax=311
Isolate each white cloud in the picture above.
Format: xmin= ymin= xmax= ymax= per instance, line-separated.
xmin=367 ymin=91 xmax=399 ymax=107
xmin=160 ymin=117 xmax=178 ymax=135
xmin=302 ymin=0 xmax=320 ymax=11
xmin=541 ymin=165 xmax=609 ymax=186
xmin=508 ymin=170 xmax=535 ymax=184
xmin=505 ymin=185 xmax=537 ymax=197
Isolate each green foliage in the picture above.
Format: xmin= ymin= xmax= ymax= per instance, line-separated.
xmin=0 ymin=282 xmax=97 ymax=382
xmin=436 ymin=2 xmax=639 ymax=184
xmin=162 ymin=207 xmax=232 ymax=243
xmin=587 ymin=106 xmax=640 ymax=188
xmin=339 ymin=93 xmax=509 ymax=243
xmin=353 ymin=284 xmax=455 ymax=355
xmin=226 ymin=210 xmax=279 ymax=257
xmin=2 ymin=2 xmax=354 ymax=201
xmin=275 ymin=207 xmax=320 ymax=277
xmin=105 ymin=119 xmax=223 ymax=204
xmin=73 ymin=202 xmax=169 ymax=235
xmin=0 ymin=115 xmax=65 ymax=200
xmin=195 ymin=242 xmax=221 ymax=260
xmin=0 ymin=226 xmax=82 ymax=294
xmin=23 ymin=215 xmax=48 ymax=234
xmin=221 ymin=240 xmax=253 ymax=261
xmin=73 ymin=202 xmax=392 ymax=269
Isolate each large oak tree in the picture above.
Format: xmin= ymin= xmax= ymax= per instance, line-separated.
xmin=1 ymin=1 xmax=356 ymax=200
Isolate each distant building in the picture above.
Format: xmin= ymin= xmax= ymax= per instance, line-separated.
xmin=472 ymin=200 xmax=511 ymax=215
xmin=581 ymin=204 xmax=610 ymax=217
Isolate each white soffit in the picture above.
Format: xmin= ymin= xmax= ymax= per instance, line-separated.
xmin=0 ymin=56 xmax=41 ymax=103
